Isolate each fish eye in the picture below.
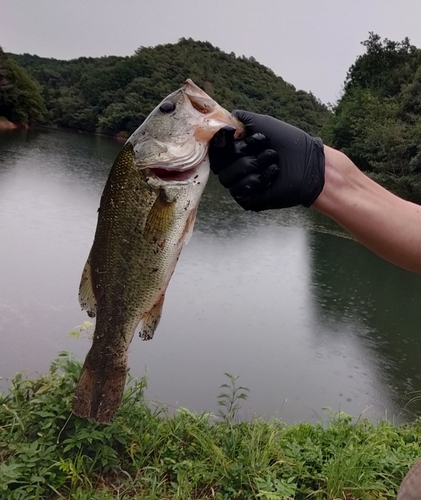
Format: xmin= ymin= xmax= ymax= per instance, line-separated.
xmin=159 ymin=101 xmax=176 ymax=113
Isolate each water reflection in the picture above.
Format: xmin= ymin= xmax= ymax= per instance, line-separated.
xmin=309 ymin=232 xmax=421 ymax=419
xmin=0 ymin=129 xmax=420 ymax=424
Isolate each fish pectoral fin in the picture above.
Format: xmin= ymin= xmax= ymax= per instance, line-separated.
xmin=140 ymin=294 xmax=165 ymax=340
xmin=144 ymin=189 xmax=175 ymax=243
xmin=180 ymin=208 xmax=198 ymax=246
xmin=78 ymin=252 xmax=97 ymax=318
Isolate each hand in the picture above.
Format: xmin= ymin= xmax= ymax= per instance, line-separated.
xmin=209 ymin=110 xmax=325 ymax=211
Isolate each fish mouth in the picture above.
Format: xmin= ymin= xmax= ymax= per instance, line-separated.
xmin=147 ymin=166 xmax=199 ymax=182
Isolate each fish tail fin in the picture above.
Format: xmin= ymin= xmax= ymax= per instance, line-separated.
xmin=72 ymin=349 xmax=128 ymax=423
xmin=398 ymin=457 xmax=421 ymax=500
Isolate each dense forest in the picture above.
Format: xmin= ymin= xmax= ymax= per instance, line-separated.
xmin=1 ymin=35 xmax=421 ymax=201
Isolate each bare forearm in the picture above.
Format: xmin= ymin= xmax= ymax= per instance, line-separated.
xmin=313 ymin=146 xmax=421 ymax=274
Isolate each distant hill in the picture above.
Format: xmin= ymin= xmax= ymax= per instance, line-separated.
xmin=9 ymin=38 xmax=331 ymax=137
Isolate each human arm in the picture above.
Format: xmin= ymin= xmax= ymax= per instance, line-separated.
xmin=210 ymin=111 xmax=421 ymax=274
xmin=313 ymin=146 xmax=421 ymax=274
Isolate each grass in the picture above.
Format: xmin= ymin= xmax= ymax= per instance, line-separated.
xmin=1 ymin=352 xmax=421 ymax=499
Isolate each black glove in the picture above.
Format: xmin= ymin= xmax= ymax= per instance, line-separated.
xmin=209 ymin=110 xmax=325 ymax=211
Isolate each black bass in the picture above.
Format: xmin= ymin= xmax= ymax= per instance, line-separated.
xmin=398 ymin=457 xmax=421 ymax=500
xmin=73 ymin=80 xmax=244 ymax=422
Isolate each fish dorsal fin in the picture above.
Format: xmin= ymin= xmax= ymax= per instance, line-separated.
xmin=140 ymin=294 xmax=165 ymax=340
xmin=78 ymin=253 xmax=97 ymax=318
xmin=398 ymin=457 xmax=421 ymax=500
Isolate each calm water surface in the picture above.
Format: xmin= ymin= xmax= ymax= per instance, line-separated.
xmin=1 ymin=129 xmax=421 ymax=424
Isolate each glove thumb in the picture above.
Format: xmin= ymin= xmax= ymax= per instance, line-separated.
xmin=232 ymin=110 xmax=257 ymax=128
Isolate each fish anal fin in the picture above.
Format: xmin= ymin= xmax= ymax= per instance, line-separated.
xmin=144 ymin=189 xmax=175 ymax=243
xmin=78 ymin=253 xmax=97 ymax=318
xmin=140 ymin=294 xmax=165 ymax=340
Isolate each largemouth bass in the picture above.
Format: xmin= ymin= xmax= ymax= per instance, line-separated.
xmin=73 ymin=80 xmax=244 ymax=423
xmin=398 ymin=457 xmax=421 ymax=500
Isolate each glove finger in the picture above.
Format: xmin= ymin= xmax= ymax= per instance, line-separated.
xmin=209 ymin=126 xmax=237 ymax=174
xmin=210 ymin=130 xmax=270 ymax=176
xmin=218 ymin=149 xmax=278 ymax=188
xmin=229 ymin=163 xmax=280 ymax=211
xmin=211 ymin=125 xmax=236 ymax=149
xmin=256 ymin=149 xmax=279 ymax=167
xmin=220 ymin=133 xmax=269 ymax=163
xmin=234 ymin=133 xmax=270 ymax=156
xmin=232 ymin=110 xmax=258 ymax=130
xmin=218 ymin=156 xmax=260 ymax=188
xmin=260 ymin=162 xmax=280 ymax=186
xmin=232 ymin=110 xmax=277 ymax=143
xmin=230 ymin=173 xmax=263 ymax=204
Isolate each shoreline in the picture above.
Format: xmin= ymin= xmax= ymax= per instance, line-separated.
xmin=0 ymin=119 xmax=128 ymax=141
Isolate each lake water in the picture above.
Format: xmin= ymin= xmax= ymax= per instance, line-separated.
xmin=1 ymin=128 xmax=421 ymax=424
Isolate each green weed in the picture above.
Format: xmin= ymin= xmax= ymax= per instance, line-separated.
xmin=217 ymin=373 xmax=250 ymax=423
xmin=1 ymin=353 xmax=420 ymax=499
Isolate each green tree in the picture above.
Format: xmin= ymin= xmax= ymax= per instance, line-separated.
xmin=0 ymin=47 xmax=47 ymax=123
xmin=344 ymin=32 xmax=419 ymax=97
xmin=327 ymin=34 xmax=421 ymax=201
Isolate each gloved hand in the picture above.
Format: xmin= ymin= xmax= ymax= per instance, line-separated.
xmin=209 ymin=110 xmax=325 ymax=211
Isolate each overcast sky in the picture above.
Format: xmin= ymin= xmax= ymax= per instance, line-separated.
xmin=2 ymin=0 xmax=421 ymax=105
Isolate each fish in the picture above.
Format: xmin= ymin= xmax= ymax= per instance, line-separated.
xmin=72 ymin=79 xmax=245 ymax=423
xmin=397 ymin=457 xmax=421 ymax=500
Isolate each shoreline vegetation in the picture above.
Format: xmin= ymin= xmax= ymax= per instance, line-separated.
xmin=0 ymin=119 xmax=129 ymax=141
xmin=1 ymin=352 xmax=421 ymax=499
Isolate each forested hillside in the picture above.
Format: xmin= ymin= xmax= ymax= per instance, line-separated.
xmin=9 ymin=38 xmax=330 ymax=137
